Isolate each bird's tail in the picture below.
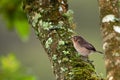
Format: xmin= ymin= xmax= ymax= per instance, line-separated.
xmin=96 ymin=51 xmax=104 ymax=54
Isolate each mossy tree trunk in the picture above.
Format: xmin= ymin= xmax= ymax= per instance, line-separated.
xmin=98 ymin=0 xmax=120 ymax=80
xmin=23 ymin=0 xmax=104 ymax=80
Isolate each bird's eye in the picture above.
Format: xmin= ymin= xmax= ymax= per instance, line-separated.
xmin=74 ymin=37 xmax=77 ymax=41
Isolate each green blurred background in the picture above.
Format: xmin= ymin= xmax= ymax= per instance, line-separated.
xmin=0 ymin=0 xmax=105 ymax=80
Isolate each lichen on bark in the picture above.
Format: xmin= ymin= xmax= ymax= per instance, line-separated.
xmin=23 ymin=0 xmax=104 ymax=80
xmin=98 ymin=0 xmax=120 ymax=80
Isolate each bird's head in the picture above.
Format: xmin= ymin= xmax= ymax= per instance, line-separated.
xmin=71 ymin=36 xmax=85 ymax=43
xmin=71 ymin=36 xmax=79 ymax=42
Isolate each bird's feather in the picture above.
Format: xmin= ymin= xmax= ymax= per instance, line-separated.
xmin=77 ymin=38 xmax=96 ymax=51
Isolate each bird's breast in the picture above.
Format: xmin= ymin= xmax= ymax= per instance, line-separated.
xmin=73 ymin=43 xmax=91 ymax=56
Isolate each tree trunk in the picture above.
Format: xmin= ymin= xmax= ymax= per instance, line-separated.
xmin=98 ymin=0 xmax=120 ymax=80
xmin=23 ymin=0 xmax=104 ymax=80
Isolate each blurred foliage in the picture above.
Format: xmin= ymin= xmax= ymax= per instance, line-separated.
xmin=0 ymin=53 xmax=37 ymax=80
xmin=0 ymin=0 xmax=30 ymax=41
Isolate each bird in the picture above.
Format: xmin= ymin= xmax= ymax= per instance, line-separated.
xmin=71 ymin=35 xmax=103 ymax=57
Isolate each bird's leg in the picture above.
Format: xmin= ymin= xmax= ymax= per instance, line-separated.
xmin=80 ymin=56 xmax=88 ymax=61
xmin=80 ymin=56 xmax=94 ymax=63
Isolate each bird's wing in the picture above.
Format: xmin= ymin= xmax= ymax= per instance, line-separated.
xmin=78 ymin=40 xmax=96 ymax=51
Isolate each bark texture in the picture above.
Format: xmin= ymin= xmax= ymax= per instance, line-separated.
xmin=23 ymin=0 xmax=104 ymax=80
xmin=98 ymin=0 xmax=120 ymax=80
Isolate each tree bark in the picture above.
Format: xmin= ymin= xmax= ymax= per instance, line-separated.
xmin=98 ymin=0 xmax=120 ymax=80
xmin=23 ymin=0 xmax=104 ymax=80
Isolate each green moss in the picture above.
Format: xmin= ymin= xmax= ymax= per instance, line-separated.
xmin=60 ymin=67 xmax=68 ymax=73
xmin=58 ymin=40 xmax=65 ymax=45
xmin=32 ymin=13 xmax=41 ymax=27
xmin=52 ymin=55 xmax=57 ymax=61
xmin=40 ymin=21 xmax=51 ymax=30
xmin=63 ymin=10 xmax=74 ymax=18
xmin=38 ymin=20 xmax=65 ymax=30
xmin=35 ymin=30 xmax=39 ymax=36
xmin=68 ymin=28 xmax=74 ymax=33
xmin=45 ymin=37 xmax=53 ymax=48
xmin=62 ymin=50 xmax=70 ymax=55
xmin=58 ymin=21 xmax=64 ymax=27
xmin=63 ymin=10 xmax=74 ymax=24
xmin=58 ymin=60 xmax=62 ymax=64
xmin=65 ymin=60 xmax=101 ymax=80
xmin=62 ymin=57 xmax=69 ymax=62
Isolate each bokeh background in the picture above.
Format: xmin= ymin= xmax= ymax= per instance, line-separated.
xmin=0 ymin=0 xmax=106 ymax=80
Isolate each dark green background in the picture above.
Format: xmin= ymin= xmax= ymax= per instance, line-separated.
xmin=0 ymin=0 xmax=105 ymax=80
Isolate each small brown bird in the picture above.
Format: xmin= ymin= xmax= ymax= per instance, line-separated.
xmin=71 ymin=36 xmax=103 ymax=57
